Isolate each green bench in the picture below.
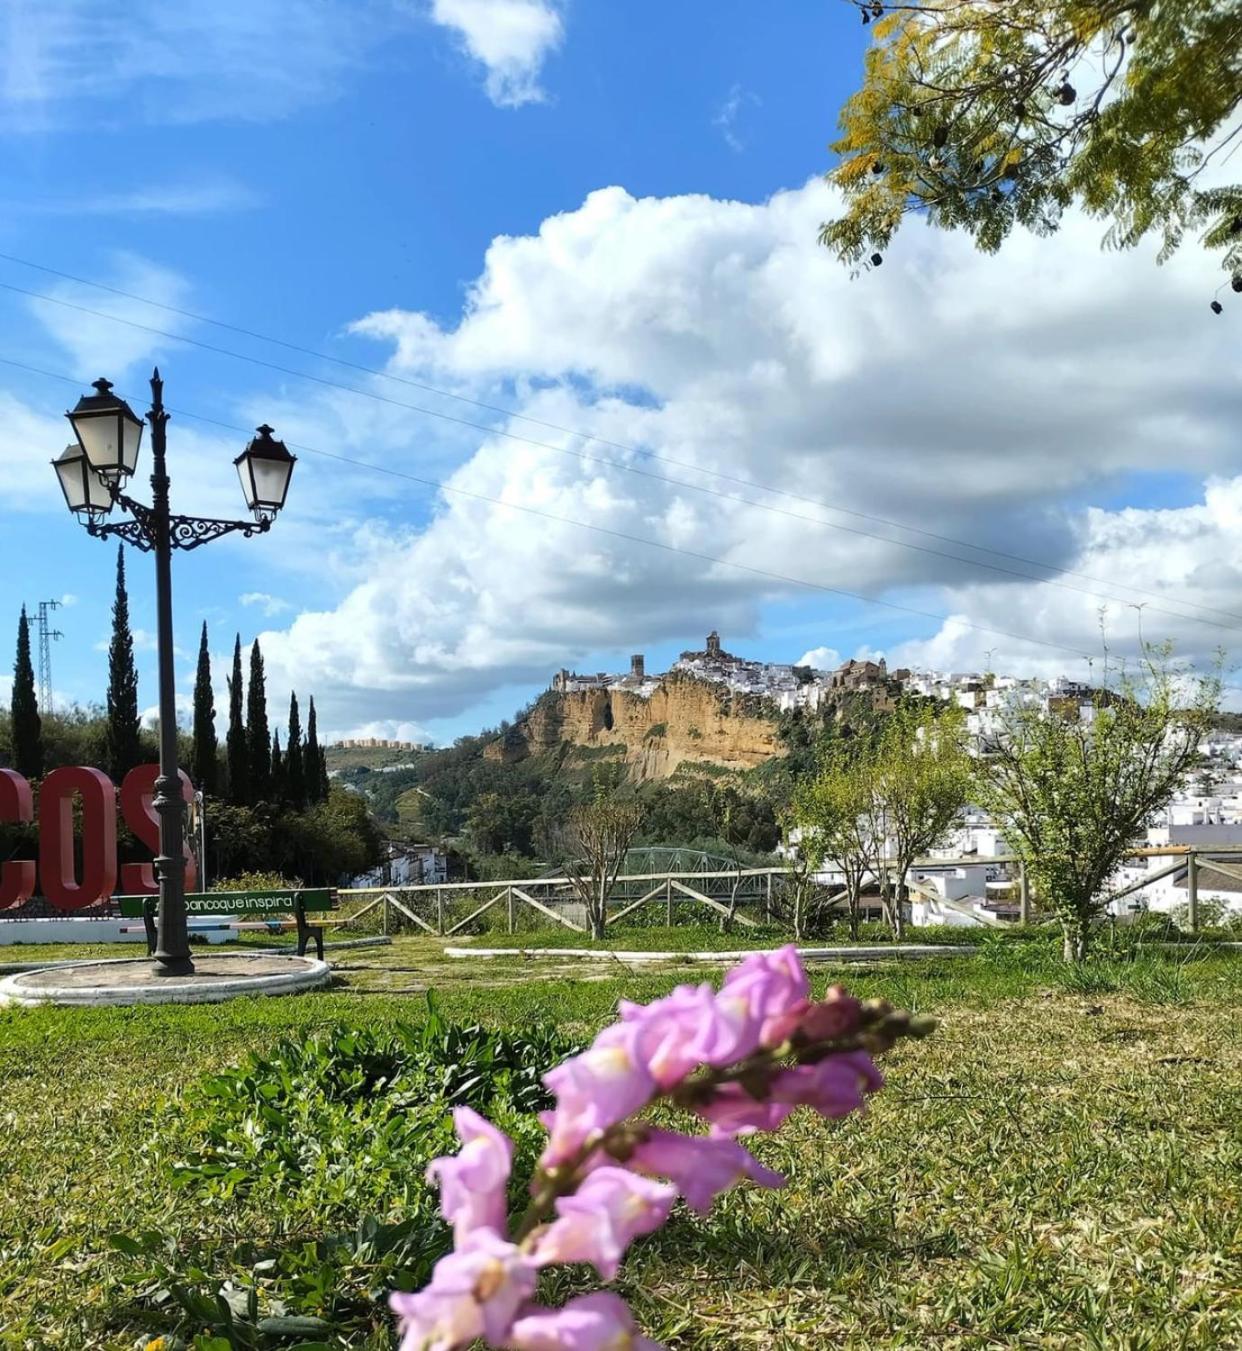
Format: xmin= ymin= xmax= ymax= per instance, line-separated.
xmin=116 ymin=889 xmax=338 ymax=960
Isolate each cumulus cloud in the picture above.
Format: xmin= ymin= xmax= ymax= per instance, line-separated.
xmin=429 ymin=0 xmax=563 ymax=106
xmin=797 ymin=646 xmax=842 ymax=672
xmin=257 ymin=178 xmax=1242 ymax=732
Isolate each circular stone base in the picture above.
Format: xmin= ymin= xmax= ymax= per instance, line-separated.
xmin=0 ymin=952 xmax=331 ymax=1007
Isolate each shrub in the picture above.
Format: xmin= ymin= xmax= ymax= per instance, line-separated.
xmin=111 ymin=997 xmax=580 ymax=1345
xmin=210 ymin=870 xmax=301 ymax=894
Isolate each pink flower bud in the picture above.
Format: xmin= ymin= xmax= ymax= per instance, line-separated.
xmin=797 ymin=994 xmax=863 ymax=1044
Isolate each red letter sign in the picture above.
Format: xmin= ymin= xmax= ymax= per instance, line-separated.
xmin=119 ymin=766 xmax=197 ymax=895
xmin=39 ymin=767 xmax=118 ymax=912
xmin=0 ymin=770 xmax=36 ymax=910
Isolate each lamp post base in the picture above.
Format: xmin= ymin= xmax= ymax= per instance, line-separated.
xmin=152 ymin=956 xmax=196 ymax=977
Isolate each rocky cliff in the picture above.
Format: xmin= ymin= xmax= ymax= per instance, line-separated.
xmin=490 ymin=674 xmax=786 ymax=782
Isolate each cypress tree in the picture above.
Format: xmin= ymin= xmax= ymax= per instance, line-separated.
xmin=104 ymin=545 xmax=141 ymax=782
xmin=270 ymin=730 xmax=285 ymax=803
xmin=305 ymin=696 xmax=326 ymax=804
xmin=191 ymin=621 xmax=218 ymax=795
xmin=286 ymin=691 xmax=305 ymax=809
xmin=225 ymin=634 xmax=248 ymax=805
xmin=10 ymin=607 xmax=42 ymax=779
xmin=246 ymin=639 xmax=271 ymax=803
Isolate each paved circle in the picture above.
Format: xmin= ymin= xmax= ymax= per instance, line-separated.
xmin=0 ymin=952 xmax=332 ymax=1007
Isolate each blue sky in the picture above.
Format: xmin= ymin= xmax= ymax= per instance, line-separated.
xmin=2 ymin=0 xmax=1240 ymax=745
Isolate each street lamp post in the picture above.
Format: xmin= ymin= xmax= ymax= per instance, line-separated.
xmin=53 ymin=369 xmax=295 ymax=977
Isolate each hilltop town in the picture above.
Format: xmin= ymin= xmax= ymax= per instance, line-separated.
xmin=546 ymin=628 xmax=1242 ymax=826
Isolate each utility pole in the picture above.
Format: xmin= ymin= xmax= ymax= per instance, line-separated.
xmin=35 ymin=599 xmax=63 ymax=714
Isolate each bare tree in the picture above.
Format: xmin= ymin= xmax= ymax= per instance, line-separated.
xmin=774 ymin=814 xmax=835 ymax=943
xmin=791 ymin=738 xmax=877 ymax=940
xmin=865 ymin=704 xmax=974 ymax=940
xmin=978 ymin=649 xmax=1219 ymax=963
xmin=559 ymin=797 xmax=645 ymax=939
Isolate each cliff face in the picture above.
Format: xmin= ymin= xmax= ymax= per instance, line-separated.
xmin=495 ymin=675 xmax=785 ymax=782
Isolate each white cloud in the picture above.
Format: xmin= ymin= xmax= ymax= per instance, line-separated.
xmin=94 ymin=628 xmax=158 ymax=654
xmin=714 ymin=84 xmax=760 ymax=153
xmin=141 ymin=691 xmax=193 ymax=729
xmin=26 ymin=253 xmax=195 ymax=379
xmin=429 ymin=0 xmax=563 ymax=107
xmin=240 ymin=592 xmax=293 ymax=617
xmin=330 ymin=718 xmax=433 ymax=744
xmin=0 ymin=392 xmax=71 ymax=508
xmin=0 ymin=0 xmax=389 ymax=126
xmin=797 ymin=646 xmax=842 ymax=672
xmin=888 ymin=479 xmax=1242 ymax=690
xmin=69 ymin=176 xmax=261 ymax=216
xmin=216 ymin=179 xmax=1240 ymax=733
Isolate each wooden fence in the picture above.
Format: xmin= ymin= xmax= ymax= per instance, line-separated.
xmin=331 ymin=845 xmax=1242 ymax=938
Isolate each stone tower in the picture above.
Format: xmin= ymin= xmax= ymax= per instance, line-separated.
xmin=706 ymin=630 xmax=721 ymax=658
xmin=630 ymin=654 xmax=645 ymax=680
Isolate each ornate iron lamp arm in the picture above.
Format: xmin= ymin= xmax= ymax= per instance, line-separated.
xmin=82 ymin=490 xmax=270 ymax=553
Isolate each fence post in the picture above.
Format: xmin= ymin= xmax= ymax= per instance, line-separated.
xmin=507 ymin=885 xmax=515 ymax=935
xmin=436 ymin=888 xmax=444 ymax=936
xmin=1187 ymin=849 xmax=1199 ymax=934
xmin=1019 ymin=861 xmax=1031 ymax=926
xmin=666 ymin=877 xmax=673 ymax=925
xmin=382 ymin=894 xmax=389 ymax=937
xmin=765 ymin=871 xmax=773 ymax=922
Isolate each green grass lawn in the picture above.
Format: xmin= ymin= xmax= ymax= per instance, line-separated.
xmin=0 ymin=936 xmax=1239 ymax=1348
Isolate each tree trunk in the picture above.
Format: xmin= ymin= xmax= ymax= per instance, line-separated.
xmin=591 ymin=876 xmax=607 ymax=939
xmin=892 ymin=866 xmax=909 ymax=942
xmin=1061 ymin=917 xmax=1089 ymax=964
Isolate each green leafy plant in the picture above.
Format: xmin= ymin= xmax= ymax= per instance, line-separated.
xmin=109 ymin=997 xmax=579 ymax=1348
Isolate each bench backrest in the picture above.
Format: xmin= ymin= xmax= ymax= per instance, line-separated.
xmin=116 ymin=889 xmax=336 ymax=919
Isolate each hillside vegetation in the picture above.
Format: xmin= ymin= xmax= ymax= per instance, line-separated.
xmin=335 ymin=679 xmax=900 ymax=876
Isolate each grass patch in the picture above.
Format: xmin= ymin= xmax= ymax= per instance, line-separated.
xmin=0 ymin=938 xmax=1239 ymax=1347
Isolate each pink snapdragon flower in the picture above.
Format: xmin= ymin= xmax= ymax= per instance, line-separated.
xmin=629 ymin=1127 xmax=784 ymax=1215
xmin=771 ymin=1049 xmax=884 ymax=1118
xmin=390 ymin=1229 xmax=538 ymax=1351
xmin=509 ymin=1292 xmax=664 ymax=1351
xmin=426 ymin=1107 xmax=514 ymax=1241
xmin=541 ymin=1024 xmax=657 ymax=1166
xmin=617 ymin=983 xmax=723 ymax=1087
xmin=390 ymin=957 xmax=928 ymax=1351
xmin=721 ymin=945 xmax=811 ymax=1048
xmin=535 ymin=1166 xmax=676 ymax=1280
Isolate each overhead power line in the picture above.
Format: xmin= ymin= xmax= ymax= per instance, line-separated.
xmin=0 ymin=353 xmax=1101 ymax=664
xmin=0 ymin=252 xmax=1239 ymax=631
